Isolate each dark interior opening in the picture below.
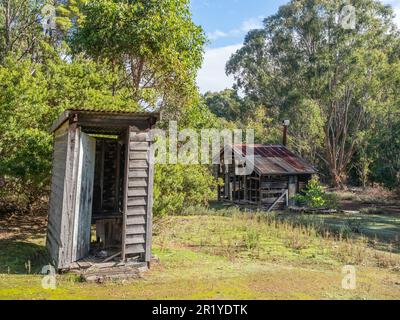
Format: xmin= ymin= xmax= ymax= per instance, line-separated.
xmin=88 ymin=133 xmax=126 ymax=259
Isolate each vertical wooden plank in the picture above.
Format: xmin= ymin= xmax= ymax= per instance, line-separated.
xmin=60 ymin=118 xmax=79 ymax=269
xmin=100 ymin=141 xmax=105 ymax=210
xmin=121 ymin=128 xmax=130 ymax=261
xmin=71 ymin=127 xmax=82 ymax=262
xmin=217 ymin=165 xmax=221 ymax=201
xmin=229 ymin=172 xmax=233 ymax=202
xmin=243 ymin=176 xmax=247 ymax=201
xmin=258 ymin=175 xmax=262 ymax=208
xmin=115 ymin=142 xmax=121 ymax=212
xmin=47 ymin=121 xmax=69 ymax=268
xmin=224 ymin=167 xmax=229 ymax=199
xmin=288 ymin=175 xmax=298 ymax=206
xmin=145 ymin=133 xmax=155 ymax=263
xmin=72 ymin=132 xmax=96 ymax=261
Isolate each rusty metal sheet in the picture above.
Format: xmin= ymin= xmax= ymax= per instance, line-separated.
xmin=232 ymin=144 xmax=316 ymax=175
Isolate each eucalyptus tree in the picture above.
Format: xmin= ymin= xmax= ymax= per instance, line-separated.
xmin=227 ymin=0 xmax=400 ymax=187
xmin=0 ymin=0 xmax=47 ymax=62
xmin=66 ymin=0 xmax=205 ymax=110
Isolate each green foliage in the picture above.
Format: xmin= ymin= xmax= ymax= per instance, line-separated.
xmin=293 ymin=177 xmax=337 ymax=209
xmin=70 ymin=0 xmax=206 ymax=108
xmin=289 ymin=99 xmax=324 ymax=161
xmin=0 ymin=0 xmax=45 ymax=62
xmin=369 ymin=117 xmax=400 ymax=190
xmin=153 ymin=164 xmax=219 ymax=217
xmin=226 ymin=0 xmax=400 ymax=187
xmin=0 ymin=0 xmax=215 ymax=214
xmin=204 ymin=89 xmax=248 ymax=122
xmin=152 ymin=99 xmax=225 ymax=217
xmin=0 ymin=53 xmax=140 ymax=208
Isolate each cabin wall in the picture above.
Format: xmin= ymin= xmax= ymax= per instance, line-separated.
xmin=122 ymin=128 xmax=154 ymax=263
xmin=218 ymin=164 xmax=311 ymax=210
xmin=260 ymin=175 xmax=289 ymax=209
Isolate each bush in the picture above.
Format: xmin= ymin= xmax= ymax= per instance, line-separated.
xmin=0 ymin=55 xmax=139 ymax=211
xmin=293 ymin=177 xmax=337 ymax=209
xmin=153 ymin=164 xmax=220 ymax=217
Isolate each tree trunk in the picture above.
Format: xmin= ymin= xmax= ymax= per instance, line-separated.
xmin=329 ymin=167 xmax=347 ymax=189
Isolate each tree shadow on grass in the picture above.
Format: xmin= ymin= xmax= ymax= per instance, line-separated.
xmin=0 ymin=240 xmax=50 ymax=274
xmin=209 ymin=202 xmax=400 ymax=254
xmin=0 ymin=213 xmax=51 ymax=274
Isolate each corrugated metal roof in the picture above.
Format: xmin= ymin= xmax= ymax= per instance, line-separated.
xmin=67 ymin=108 xmax=160 ymax=117
xmin=51 ymin=109 xmax=160 ymax=133
xmin=229 ymin=144 xmax=316 ymax=176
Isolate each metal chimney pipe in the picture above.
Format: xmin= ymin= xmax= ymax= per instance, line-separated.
xmin=282 ymin=120 xmax=290 ymax=146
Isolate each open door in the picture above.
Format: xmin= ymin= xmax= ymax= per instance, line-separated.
xmin=72 ymin=130 xmax=96 ymax=261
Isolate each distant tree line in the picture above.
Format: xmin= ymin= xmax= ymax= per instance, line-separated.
xmin=205 ymin=0 xmax=400 ymax=190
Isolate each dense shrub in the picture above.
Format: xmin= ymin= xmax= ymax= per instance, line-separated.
xmin=153 ymin=164 xmax=219 ymax=217
xmin=293 ymin=177 xmax=338 ymax=209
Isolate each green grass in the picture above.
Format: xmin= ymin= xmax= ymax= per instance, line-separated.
xmin=1 ymin=209 xmax=400 ymax=300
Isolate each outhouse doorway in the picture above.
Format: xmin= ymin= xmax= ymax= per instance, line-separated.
xmin=72 ymin=132 xmax=126 ymax=263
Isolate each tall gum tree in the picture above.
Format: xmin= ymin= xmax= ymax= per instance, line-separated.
xmin=227 ymin=0 xmax=400 ymax=187
xmin=65 ymin=0 xmax=206 ymax=111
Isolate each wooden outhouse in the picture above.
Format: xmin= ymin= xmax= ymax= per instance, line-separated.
xmin=215 ymin=144 xmax=316 ymax=211
xmin=47 ymin=109 xmax=159 ymax=270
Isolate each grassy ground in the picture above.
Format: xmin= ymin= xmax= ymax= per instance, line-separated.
xmin=0 ymin=207 xmax=400 ymax=300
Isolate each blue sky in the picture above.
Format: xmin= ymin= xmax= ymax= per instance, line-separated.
xmin=190 ymin=0 xmax=286 ymax=49
xmin=192 ymin=0 xmax=400 ymax=93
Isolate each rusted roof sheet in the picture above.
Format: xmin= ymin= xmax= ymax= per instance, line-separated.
xmin=230 ymin=144 xmax=316 ymax=176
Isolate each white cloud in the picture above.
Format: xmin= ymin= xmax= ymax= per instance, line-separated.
xmin=206 ymin=16 xmax=264 ymax=41
xmin=391 ymin=3 xmax=400 ymax=28
xmin=240 ymin=17 xmax=264 ymax=32
xmin=197 ymin=44 xmax=242 ymax=93
xmin=208 ymin=30 xmax=229 ymax=41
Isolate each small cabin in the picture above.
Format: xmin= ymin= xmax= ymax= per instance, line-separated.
xmin=47 ymin=109 xmax=158 ymax=270
xmin=215 ymin=144 xmax=316 ymax=211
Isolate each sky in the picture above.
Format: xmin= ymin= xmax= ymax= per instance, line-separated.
xmin=191 ymin=0 xmax=400 ymax=94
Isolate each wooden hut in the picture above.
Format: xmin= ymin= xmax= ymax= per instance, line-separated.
xmin=47 ymin=109 xmax=159 ymax=270
xmin=215 ymin=144 xmax=316 ymax=211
